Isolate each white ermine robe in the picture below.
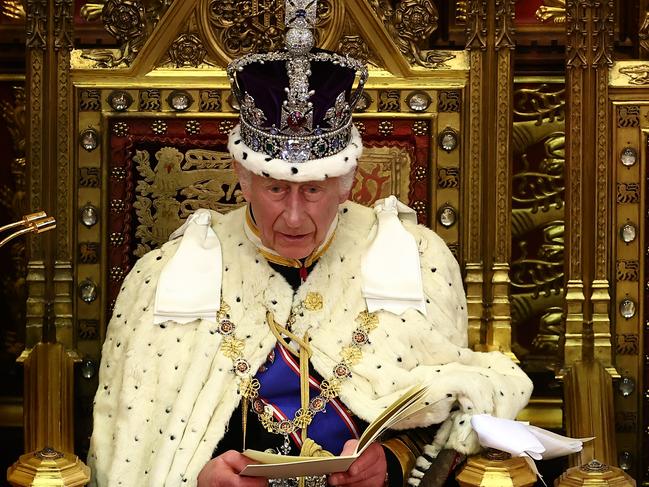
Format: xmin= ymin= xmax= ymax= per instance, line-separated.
xmin=89 ymin=201 xmax=533 ymax=487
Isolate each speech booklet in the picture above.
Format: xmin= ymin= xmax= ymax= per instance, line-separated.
xmin=240 ymin=383 xmax=431 ymax=478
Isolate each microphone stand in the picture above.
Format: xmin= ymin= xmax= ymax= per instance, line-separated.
xmin=5 ymin=212 xmax=91 ymax=486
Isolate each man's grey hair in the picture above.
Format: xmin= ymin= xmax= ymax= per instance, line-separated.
xmin=234 ymin=162 xmax=356 ymax=200
xmin=337 ymin=168 xmax=356 ymax=199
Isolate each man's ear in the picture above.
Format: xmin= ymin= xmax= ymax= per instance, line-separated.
xmin=233 ymin=161 xmax=251 ymax=201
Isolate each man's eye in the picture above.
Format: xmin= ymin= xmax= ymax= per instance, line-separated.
xmin=269 ymin=186 xmax=284 ymax=193
xmin=304 ymin=186 xmax=320 ymax=193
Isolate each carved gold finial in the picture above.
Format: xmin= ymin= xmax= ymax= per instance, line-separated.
xmin=555 ymin=459 xmax=635 ymax=486
xmin=535 ymin=0 xmax=566 ymax=24
xmin=7 ymin=447 xmax=90 ymax=487
xmin=456 ymin=450 xmax=537 ymax=487
xmin=0 ymin=0 xmax=25 ymax=21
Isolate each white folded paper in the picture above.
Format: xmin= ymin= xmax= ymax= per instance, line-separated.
xmin=153 ymin=209 xmax=222 ymax=325
xmin=471 ymin=414 xmax=590 ymax=460
xmin=470 ymin=414 xmax=592 ymax=484
xmin=361 ymin=196 xmax=426 ymax=316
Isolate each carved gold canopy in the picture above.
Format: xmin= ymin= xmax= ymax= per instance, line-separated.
xmin=3 ymin=0 xmax=648 ymax=483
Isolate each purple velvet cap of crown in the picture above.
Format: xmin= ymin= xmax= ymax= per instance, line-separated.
xmin=235 ymin=50 xmax=356 ymax=130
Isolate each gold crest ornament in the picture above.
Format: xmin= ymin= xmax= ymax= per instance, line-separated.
xmin=303 ymin=292 xmax=323 ymax=311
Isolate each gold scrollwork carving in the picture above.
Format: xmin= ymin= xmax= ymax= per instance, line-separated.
xmin=455 ymin=0 xmax=468 ymax=23
xmin=337 ymin=35 xmax=369 ymax=63
xmin=54 ymin=0 xmax=73 ymax=51
xmin=514 ymin=84 xmax=565 ymax=125
xmin=199 ymin=0 xmax=343 ymax=65
xmin=535 ymin=0 xmax=565 ymax=24
xmin=619 ymin=65 xmax=649 ymax=85
xmin=1 ymin=0 xmax=25 ymax=20
xmin=368 ymin=0 xmax=455 ymax=68
xmin=511 ymin=82 xmax=565 ymax=369
xmin=494 ymin=0 xmax=515 ymax=50
xmin=26 ymin=0 xmax=47 ymax=49
xmin=566 ymin=1 xmax=587 ymax=69
xmin=81 ymin=0 xmax=151 ymax=68
xmin=566 ymin=0 xmax=613 ymax=69
xmin=465 ymin=0 xmax=487 ymax=50
xmin=168 ymin=33 xmax=208 ymax=68
xmin=593 ymin=1 xmax=614 ymax=68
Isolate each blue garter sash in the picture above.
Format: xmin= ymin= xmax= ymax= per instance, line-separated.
xmin=255 ymin=344 xmax=360 ymax=455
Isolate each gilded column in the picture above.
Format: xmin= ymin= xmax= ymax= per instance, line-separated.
xmin=25 ymin=0 xmax=74 ymax=348
xmin=565 ymin=0 xmax=614 ymax=368
xmin=25 ymin=0 xmax=48 ymax=347
xmin=52 ymin=0 xmax=74 ymax=348
xmin=464 ymin=1 xmax=487 ymax=349
xmin=563 ymin=0 xmax=616 ymax=465
xmin=20 ymin=0 xmax=78 ymax=454
xmin=488 ymin=0 xmax=515 ymax=355
xmin=564 ymin=0 xmax=588 ymax=367
xmin=590 ymin=2 xmax=614 ymax=369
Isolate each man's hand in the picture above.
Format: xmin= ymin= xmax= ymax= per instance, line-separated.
xmin=328 ymin=441 xmax=387 ymax=487
xmin=197 ymin=450 xmax=268 ymax=487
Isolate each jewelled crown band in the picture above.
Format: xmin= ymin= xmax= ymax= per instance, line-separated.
xmin=226 ymin=0 xmax=368 ymax=181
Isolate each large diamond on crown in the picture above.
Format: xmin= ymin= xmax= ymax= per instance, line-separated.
xmin=281 ymin=139 xmax=311 ymax=163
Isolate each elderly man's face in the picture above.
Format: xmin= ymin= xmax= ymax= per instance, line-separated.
xmin=238 ymin=168 xmax=347 ymax=259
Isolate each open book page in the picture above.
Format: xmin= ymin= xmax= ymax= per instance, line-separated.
xmin=240 ymin=383 xmax=430 ymax=478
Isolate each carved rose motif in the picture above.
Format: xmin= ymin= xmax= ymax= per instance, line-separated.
xmin=393 ymin=0 xmax=438 ymax=41
xmin=169 ymin=33 xmax=207 ymax=68
xmin=102 ymin=0 xmax=145 ymax=41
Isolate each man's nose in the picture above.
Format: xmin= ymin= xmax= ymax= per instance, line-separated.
xmin=283 ymin=190 xmax=306 ymax=228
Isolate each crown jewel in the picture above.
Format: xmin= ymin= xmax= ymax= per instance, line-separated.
xmin=227 ymin=0 xmax=367 ymax=166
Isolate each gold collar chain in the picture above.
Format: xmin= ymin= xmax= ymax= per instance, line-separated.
xmin=215 ymin=299 xmax=380 ymax=437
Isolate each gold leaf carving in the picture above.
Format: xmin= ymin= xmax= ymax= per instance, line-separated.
xmin=1 ymin=0 xmax=25 ymax=20
xmin=619 ymin=65 xmax=649 ymax=85
xmin=368 ymin=0 xmax=453 ymax=68
xmin=535 ymin=0 xmax=565 ymax=24
xmin=200 ymin=0 xmax=343 ymax=64
xmin=80 ymin=0 xmax=169 ymax=68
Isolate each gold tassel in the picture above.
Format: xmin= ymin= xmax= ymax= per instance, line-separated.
xmin=299 ymin=438 xmax=334 ymax=458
